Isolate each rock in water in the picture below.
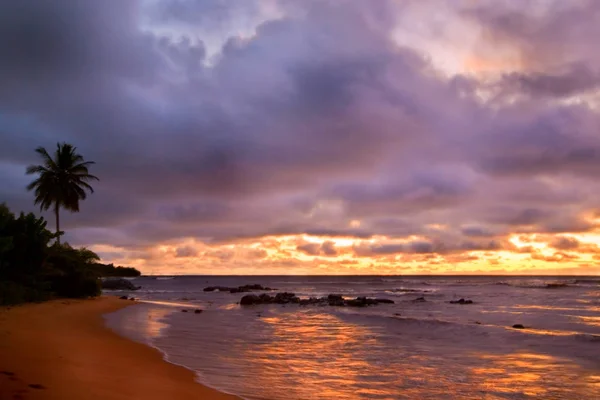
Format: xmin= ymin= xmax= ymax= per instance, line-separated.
xmin=449 ymin=298 xmax=474 ymax=304
xmin=374 ymin=298 xmax=395 ymax=304
xmin=241 ymin=293 xmax=393 ymax=307
xmin=327 ymin=294 xmax=345 ymax=306
xmin=119 ymin=295 xmax=129 ymax=300
xmin=274 ymin=292 xmax=299 ymax=304
xmin=194 ymin=309 xmax=203 ymax=314
xmin=240 ymin=294 xmax=261 ymax=305
xmin=205 ymin=284 xmax=275 ymax=293
xmin=512 ymin=324 xmax=525 ymax=329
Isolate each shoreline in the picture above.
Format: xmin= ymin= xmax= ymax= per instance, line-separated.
xmin=0 ymin=296 xmax=239 ymax=400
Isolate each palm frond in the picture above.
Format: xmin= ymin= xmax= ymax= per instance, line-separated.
xmin=26 ymin=165 xmax=49 ymax=175
xmin=34 ymin=147 xmax=58 ymax=170
xmin=27 ymin=142 xmax=98 ymax=217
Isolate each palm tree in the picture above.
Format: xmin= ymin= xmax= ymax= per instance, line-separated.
xmin=26 ymin=143 xmax=99 ymax=244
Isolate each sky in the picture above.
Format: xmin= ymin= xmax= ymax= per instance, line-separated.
xmin=1 ymin=0 xmax=600 ymax=275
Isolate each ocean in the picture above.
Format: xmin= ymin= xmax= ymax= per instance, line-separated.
xmin=104 ymin=276 xmax=600 ymax=399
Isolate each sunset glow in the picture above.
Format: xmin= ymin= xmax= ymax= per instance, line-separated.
xmin=2 ymin=0 xmax=600 ymax=275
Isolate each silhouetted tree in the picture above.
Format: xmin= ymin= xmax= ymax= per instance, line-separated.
xmin=26 ymin=143 xmax=99 ymax=243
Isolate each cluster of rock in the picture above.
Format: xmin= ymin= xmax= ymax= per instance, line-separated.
xmin=181 ymin=309 xmax=203 ymax=314
xmin=545 ymin=283 xmax=568 ymax=289
xmin=240 ymin=293 xmax=394 ymax=307
xmin=449 ymin=298 xmax=474 ymax=304
xmin=203 ymin=284 xmax=275 ymax=293
xmin=101 ymin=278 xmax=140 ymax=291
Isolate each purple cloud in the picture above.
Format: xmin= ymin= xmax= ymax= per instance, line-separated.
xmin=0 ymin=0 xmax=599 ymax=273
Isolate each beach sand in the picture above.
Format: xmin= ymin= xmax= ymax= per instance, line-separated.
xmin=0 ymin=296 xmax=239 ymax=400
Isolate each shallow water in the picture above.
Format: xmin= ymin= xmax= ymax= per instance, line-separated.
xmin=105 ymin=276 xmax=600 ymax=399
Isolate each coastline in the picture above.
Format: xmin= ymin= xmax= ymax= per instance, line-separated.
xmin=0 ymin=296 xmax=239 ymax=400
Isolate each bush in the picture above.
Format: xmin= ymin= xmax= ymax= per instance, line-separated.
xmin=0 ymin=281 xmax=52 ymax=305
xmin=50 ymin=270 xmax=101 ymax=298
xmin=0 ymin=205 xmax=138 ymax=304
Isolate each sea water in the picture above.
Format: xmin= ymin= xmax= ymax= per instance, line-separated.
xmin=104 ymin=276 xmax=600 ymax=399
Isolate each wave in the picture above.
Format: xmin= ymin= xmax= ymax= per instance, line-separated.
xmin=574 ymin=279 xmax=600 ymax=285
xmin=575 ymin=333 xmax=600 ymax=343
xmin=387 ymin=288 xmax=433 ymax=293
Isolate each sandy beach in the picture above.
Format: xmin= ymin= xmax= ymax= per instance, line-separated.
xmin=0 ymin=296 xmax=238 ymax=400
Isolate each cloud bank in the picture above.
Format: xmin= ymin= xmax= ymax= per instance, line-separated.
xmin=1 ymin=0 xmax=599 ymax=274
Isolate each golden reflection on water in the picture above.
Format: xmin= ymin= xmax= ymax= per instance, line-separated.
xmin=470 ymin=353 xmax=596 ymax=398
xmin=579 ymin=316 xmax=600 ymax=327
xmin=221 ymin=311 xmax=600 ymax=400
xmin=249 ymin=313 xmax=378 ymax=399
xmin=118 ymin=306 xmax=172 ymax=339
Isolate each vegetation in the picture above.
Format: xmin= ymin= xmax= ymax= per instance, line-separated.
xmin=26 ymin=143 xmax=99 ymax=244
xmin=0 ymin=143 xmax=139 ymax=305
xmin=90 ymin=263 xmax=141 ymax=278
xmin=0 ymin=203 xmax=141 ymax=305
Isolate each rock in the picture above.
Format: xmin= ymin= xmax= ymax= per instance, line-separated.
xmin=205 ymin=284 xmax=275 ymax=293
xmin=181 ymin=309 xmax=188 ymax=313
xmin=240 ymin=294 xmax=261 ymax=305
xmin=512 ymin=324 xmax=525 ymax=329
xmin=129 ymin=298 xmax=135 ymax=301
xmin=119 ymin=295 xmax=129 ymax=300
xmin=194 ymin=309 xmax=203 ymax=314
xmin=241 ymin=292 xmax=394 ymax=307
xmin=413 ymin=296 xmax=426 ymax=302
xmin=394 ymin=313 xmax=402 ymax=316
xmin=240 ymin=292 xmax=300 ymax=305
xmin=274 ymin=292 xmax=299 ymax=304
xmin=374 ymin=298 xmax=395 ymax=304
xmin=450 ymin=298 xmax=473 ymax=304
xmin=101 ymin=278 xmax=140 ymax=291
xmin=345 ymin=298 xmax=368 ymax=307
xmin=327 ymin=294 xmax=345 ymax=306
xmin=474 ymin=321 xmax=482 ymax=325
xmin=300 ymin=297 xmax=325 ymax=306
xmin=545 ymin=283 xmax=568 ymax=289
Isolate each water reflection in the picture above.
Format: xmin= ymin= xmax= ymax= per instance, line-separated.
xmin=204 ymin=310 xmax=600 ymax=399
xmin=579 ymin=316 xmax=600 ymax=327
xmin=107 ymin=304 xmax=173 ymax=340
xmin=234 ymin=311 xmax=383 ymax=400
xmin=471 ymin=353 xmax=597 ymax=398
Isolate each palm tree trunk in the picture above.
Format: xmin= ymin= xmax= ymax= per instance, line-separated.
xmin=55 ymin=204 xmax=60 ymax=244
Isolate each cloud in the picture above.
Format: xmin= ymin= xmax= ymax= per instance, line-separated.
xmin=175 ymin=245 xmax=198 ymax=257
xmin=550 ymin=236 xmax=580 ymax=251
xmin=1 ymin=0 xmax=600 ymax=274
xmin=297 ymin=240 xmax=338 ymax=257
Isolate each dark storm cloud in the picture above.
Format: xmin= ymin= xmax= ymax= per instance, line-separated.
xmin=0 ymin=0 xmax=599 ymax=265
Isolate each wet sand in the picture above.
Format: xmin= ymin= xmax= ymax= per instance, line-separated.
xmin=0 ymin=296 xmax=239 ymax=400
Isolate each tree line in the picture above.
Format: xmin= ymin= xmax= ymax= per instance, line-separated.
xmin=0 ymin=143 xmax=140 ymax=305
